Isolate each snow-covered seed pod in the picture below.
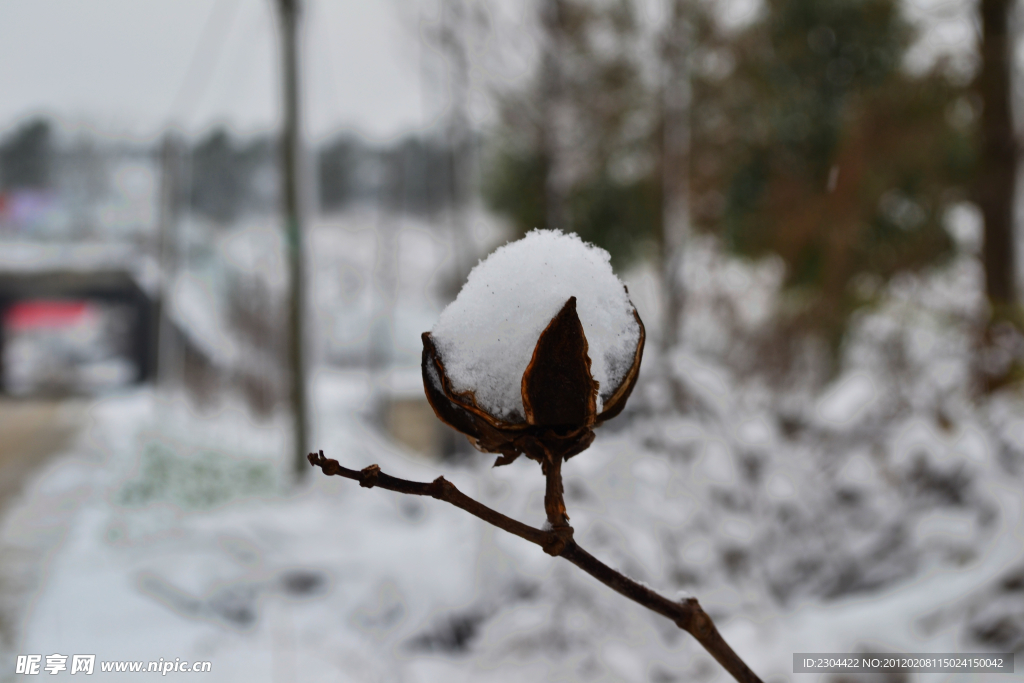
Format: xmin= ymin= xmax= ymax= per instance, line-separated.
xmin=421 ymin=230 xmax=645 ymax=466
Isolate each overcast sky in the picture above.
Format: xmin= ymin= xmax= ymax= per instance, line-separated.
xmin=0 ymin=0 xmax=524 ymax=142
xmin=0 ymin=0 xmax=975 ymax=143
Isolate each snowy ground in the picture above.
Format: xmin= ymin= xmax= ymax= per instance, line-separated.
xmin=2 ymin=367 xmax=1022 ymax=683
xmin=1 ymin=228 xmax=1023 ymax=682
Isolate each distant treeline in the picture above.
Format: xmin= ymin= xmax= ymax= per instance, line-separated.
xmin=0 ymin=119 xmax=471 ymax=223
xmin=319 ymin=133 xmax=473 ymax=216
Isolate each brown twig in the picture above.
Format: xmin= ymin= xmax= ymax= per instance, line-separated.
xmin=307 ymin=450 xmax=763 ymax=683
xmin=540 ymin=447 xmax=570 ymax=529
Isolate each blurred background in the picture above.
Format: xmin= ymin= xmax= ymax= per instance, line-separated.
xmin=0 ymin=0 xmax=1023 ymax=680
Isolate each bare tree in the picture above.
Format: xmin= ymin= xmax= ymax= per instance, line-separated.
xmin=976 ymin=0 xmax=1019 ymax=311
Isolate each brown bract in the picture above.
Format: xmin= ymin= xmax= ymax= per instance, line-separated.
xmin=421 ymin=294 xmax=645 ymax=467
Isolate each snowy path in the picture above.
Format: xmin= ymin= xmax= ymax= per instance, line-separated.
xmin=0 ymin=399 xmax=86 ymax=654
xmin=0 ymin=399 xmax=85 ymax=512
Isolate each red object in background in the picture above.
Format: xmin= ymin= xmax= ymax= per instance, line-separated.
xmin=0 ymin=192 xmax=8 ymax=217
xmin=4 ymin=300 xmax=90 ymax=331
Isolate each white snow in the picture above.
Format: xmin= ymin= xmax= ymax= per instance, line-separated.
xmin=816 ymin=371 xmax=879 ymax=426
xmin=2 ymin=212 xmax=1023 ymax=682
xmin=431 ymin=230 xmax=641 ymax=422
xmin=169 ymin=272 xmax=240 ymax=368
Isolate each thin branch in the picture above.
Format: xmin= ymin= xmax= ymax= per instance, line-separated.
xmin=541 ymin=448 xmax=570 ymax=528
xmin=307 ymin=450 xmax=566 ymax=554
xmin=307 ymin=451 xmax=763 ymax=683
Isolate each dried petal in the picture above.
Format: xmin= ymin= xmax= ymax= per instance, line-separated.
xmin=430 ymin=231 xmax=641 ymax=421
xmin=422 ymin=333 xmax=484 ymax=441
xmin=421 ymin=293 xmax=644 ymax=467
xmin=596 ymin=308 xmax=646 ymax=422
xmin=521 ymin=297 xmax=599 ymax=428
xmin=422 ymin=332 xmax=527 ymax=456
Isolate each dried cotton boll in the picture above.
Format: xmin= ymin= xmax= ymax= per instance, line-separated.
xmin=431 ymin=230 xmax=641 ymax=422
xmin=421 ymin=230 xmax=645 ymax=466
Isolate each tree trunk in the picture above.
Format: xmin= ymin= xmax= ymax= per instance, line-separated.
xmin=976 ymin=0 xmax=1019 ymax=309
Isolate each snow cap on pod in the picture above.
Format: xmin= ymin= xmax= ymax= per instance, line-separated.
xmin=430 ymin=229 xmax=642 ymax=423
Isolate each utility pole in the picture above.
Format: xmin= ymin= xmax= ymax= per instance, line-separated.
xmin=277 ymin=0 xmax=310 ymax=480
xmin=660 ymin=0 xmax=691 ymax=349
xmin=539 ymin=0 xmax=569 ymax=232
xmin=438 ymin=0 xmax=474 ymax=299
xmin=157 ymin=133 xmax=186 ymax=387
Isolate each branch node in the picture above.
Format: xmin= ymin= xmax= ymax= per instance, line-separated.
xmin=430 ymin=476 xmax=455 ymax=500
xmin=675 ymin=597 xmax=713 ymax=637
xmin=309 ymin=450 xmax=340 ymax=476
xmin=359 ymin=464 xmax=381 ymax=488
xmin=542 ymin=525 xmax=575 ymax=557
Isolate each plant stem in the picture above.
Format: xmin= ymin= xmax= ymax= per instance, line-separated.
xmin=560 ymin=542 xmax=761 ymax=682
xmin=542 ymin=449 xmax=569 ymax=528
xmin=307 ymin=451 xmax=764 ymax=683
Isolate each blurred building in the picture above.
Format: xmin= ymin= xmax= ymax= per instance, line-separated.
xmin=0 ymin=120 xmax=162 ymax=397
xmin=0 ymin=255 xmax=158 ymax=396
